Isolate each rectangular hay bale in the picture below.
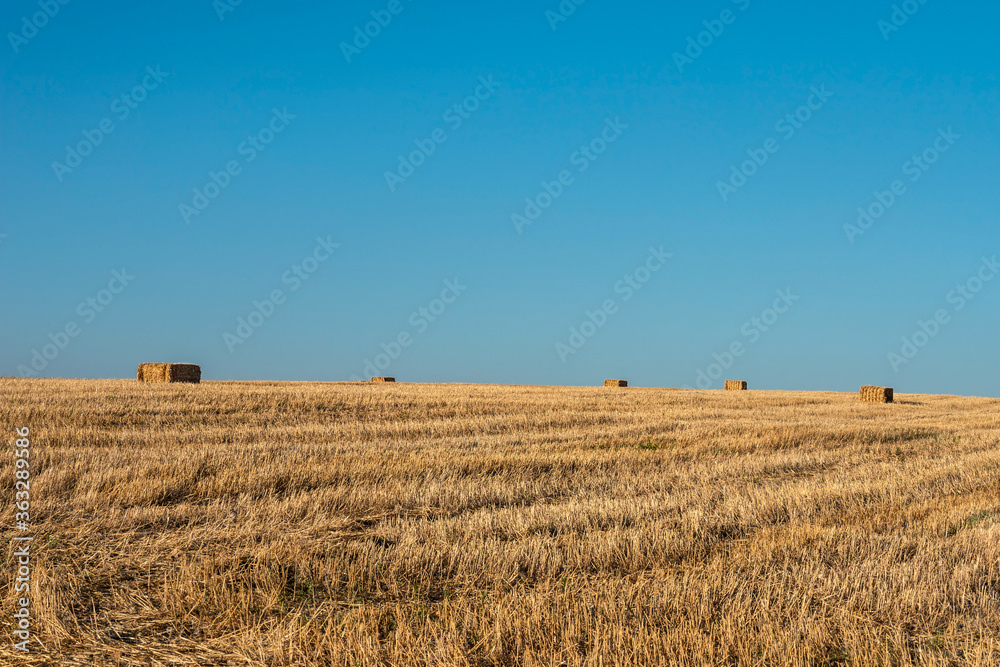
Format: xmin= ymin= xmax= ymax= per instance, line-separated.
xmin=604 ymin=379 xmax=628 ymax=387
xmin=859 ymin=385 xmax=893 ymax=403
xmin=724 ymin=380 xmax=748 ymax=391
xmin=370 ymin=377 xmax=395 ymax=383
xmin=137 ymin=362 xmax=167 ymax=382
xmin=137 ymin=363 xmax=201 ymax=384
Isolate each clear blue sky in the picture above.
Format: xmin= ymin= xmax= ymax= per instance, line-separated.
xmin=1 ymin=0 xmax=997 ymax=396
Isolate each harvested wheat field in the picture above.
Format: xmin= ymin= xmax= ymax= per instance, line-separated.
xmin=2 ymin=378 xmax=1000 ymax=666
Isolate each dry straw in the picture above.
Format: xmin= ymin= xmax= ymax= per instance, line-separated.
xmin=370 ymin=377 xmax=396 ymax=383
xmin=725 ymin=380 xmax=748 ymax=391
xmin=4 ymin=378 xmax=997 ymax=663
xmin=859 ymin=385 xmax=893 ymax=403
xmin=137 ymin=363 xmax=201 ymax=384
xmin=604 ymin=379 xmax=628 ymax=387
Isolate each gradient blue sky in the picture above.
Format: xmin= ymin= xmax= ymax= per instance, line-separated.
xmin=1 ymin=0 xmax=997 ymax=395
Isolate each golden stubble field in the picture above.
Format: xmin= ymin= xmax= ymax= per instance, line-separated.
xmin=1 ymin=378 xmax=999 ymax=666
